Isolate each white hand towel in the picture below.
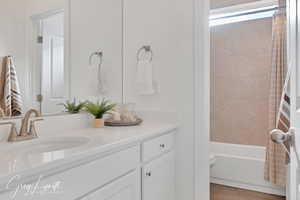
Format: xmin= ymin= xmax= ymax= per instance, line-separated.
xmin=136 ymin=60 xmax=155 ymax=95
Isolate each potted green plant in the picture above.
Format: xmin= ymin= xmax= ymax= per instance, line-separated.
xmin=59 ymin=99 xmax=87 ymax=114
xmin=85 ymin=99 xmax=116 ymax=128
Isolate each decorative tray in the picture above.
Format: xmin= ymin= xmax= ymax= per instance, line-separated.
xmin=104 ymin=118 xmax=143 ymax=127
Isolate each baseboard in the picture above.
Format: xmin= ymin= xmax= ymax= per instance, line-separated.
xmin=211 ymin=177 xmax=285 ymax=196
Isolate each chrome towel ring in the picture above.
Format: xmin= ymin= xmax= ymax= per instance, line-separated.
xmin=89 ymin=51 xmax=105 ymax=93
xmin=137 ymin=45 xmax=153 ymax=62
xmin=89 ymin=51 xmax=103 ymax=66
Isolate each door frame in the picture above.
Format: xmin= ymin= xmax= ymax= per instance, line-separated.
xmin=30 ymin=3 xmax=70 ymax=114
xmin=287 ymin=0 xmax=298 ymax=199
xmin=196 ymin=0 xmax=296 ymax=198
xmin=31 ymin=9 xmax=65 ymax=112
xmin=194 ymin=0 xmax=210 ymax=199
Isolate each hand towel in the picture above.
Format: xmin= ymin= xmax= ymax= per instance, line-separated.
xmin=0 ymin=56 xmax=22 ymax=117
xmin=276 ymin=67 xmax=291 ymax=164
xmin=276 ymin=67 xmax=290 ymax=133
xmin=136 ymin=60 xmax=155 ymax=95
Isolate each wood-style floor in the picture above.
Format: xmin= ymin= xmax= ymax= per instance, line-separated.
xmin=210 ymin=184 xmax=286 ymax=200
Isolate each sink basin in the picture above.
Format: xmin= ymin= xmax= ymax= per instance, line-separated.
xmin=20 ymin=136 xmax=91 ymax=164
xmin=0 ymin=136 xmax=90 ymax=165
xmin=25 ymin=136 xmax=90 ymax=154
xmin=0 ymin=136 xmax=91 ymax=175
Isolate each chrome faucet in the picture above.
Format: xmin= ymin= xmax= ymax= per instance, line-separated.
xmin=0 ymin=109 xmax=43 ymax=142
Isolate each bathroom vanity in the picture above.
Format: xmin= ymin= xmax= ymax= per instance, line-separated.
xmin=0 ymin=116 xmax=177 ymax=200
xmin=0 ymin=0 xmax=186 ymax=198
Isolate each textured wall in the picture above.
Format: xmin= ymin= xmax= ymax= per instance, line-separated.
xmin=210 ymin=18 xmax=272 ymax=146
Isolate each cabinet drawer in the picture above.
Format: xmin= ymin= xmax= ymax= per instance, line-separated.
xmin=81 ymin=171 xmax=139 ymax=200
xmin=1 ymin=145 xmax=140 ymax=200
xmin=142 ymin=133 xmax=174 ymax=162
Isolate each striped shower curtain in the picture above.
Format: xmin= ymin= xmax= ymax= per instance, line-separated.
xmin=264 ymin=0 xmax=288 ymax=186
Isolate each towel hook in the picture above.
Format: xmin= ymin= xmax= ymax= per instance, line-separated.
xmin=137 ymin=45 xmax=153 ymax=62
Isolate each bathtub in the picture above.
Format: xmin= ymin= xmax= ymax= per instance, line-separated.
xmin=210 ymin=142 xmax=286 ymax=196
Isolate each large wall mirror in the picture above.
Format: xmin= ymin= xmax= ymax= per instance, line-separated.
xmin=0 ymin=0 xmax=123 ymax=119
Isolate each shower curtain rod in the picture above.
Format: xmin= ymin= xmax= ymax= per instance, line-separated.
xmin=210 ymin=0 xmax=284 ymax=20
xmin=213 ymin=6 xmax=283 ymax=21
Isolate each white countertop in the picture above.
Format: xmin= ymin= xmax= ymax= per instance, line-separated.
xmin=0 ymin=120 xmax=178 ymax=192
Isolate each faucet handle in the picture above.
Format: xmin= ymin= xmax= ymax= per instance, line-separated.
xmin=29 ymin=118 xmax=43 ymax=137
xmin=0 ymin=108 xmax=5 ymax=119
xmin=0 ymin=121 xmax=19 ymax=142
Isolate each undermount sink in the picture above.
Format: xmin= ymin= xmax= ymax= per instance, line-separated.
xmin=0 ymin=136 xmax=91 ymax=174
xmin=0 ymin=136 xmax=91 ymax=167
xmin=17 ymin=136 xmax=91 ymax=164
xmin=25 ymin=136 xmax=90 ymax=154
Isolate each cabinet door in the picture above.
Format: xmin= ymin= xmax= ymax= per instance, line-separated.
xmin=143 ymin=151 xmax=175 ymax=200
xmin=83 ymin=171 xmax=140 ymax=200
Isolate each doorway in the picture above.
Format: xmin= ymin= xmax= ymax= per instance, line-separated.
xmin=209 ymin=0 xmax=287 ymax=199
xmin=32 ymin=10 xmax=68 ymax=114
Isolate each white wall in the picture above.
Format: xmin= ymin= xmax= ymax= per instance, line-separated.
xmin=69 ymin=0 xmax=123 ymax=103
xmin=25 ymin=0 xmax=64 ymax=15
xmin=123 ymin=0 xmax=200 ymax=199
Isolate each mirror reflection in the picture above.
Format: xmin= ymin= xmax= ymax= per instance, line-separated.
xmin=0 ymin=0 xmax=123 ymax=119
xmin=0 ymin=1 xmax=66 ymax=118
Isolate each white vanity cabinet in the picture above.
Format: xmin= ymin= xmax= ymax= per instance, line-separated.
xmin=143 ymin=152 xmax=175 ymax=200
xmin=0 ymin=131 xmax=176 ymax=200
xmin=142 ymin=133 xmax=175 ymax=200
xmin=0 ymin=146 xmax=140 ymax=200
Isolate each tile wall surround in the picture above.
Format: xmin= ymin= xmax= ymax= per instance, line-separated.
xmin=210 ymin=18 xmax=273 ymax=146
